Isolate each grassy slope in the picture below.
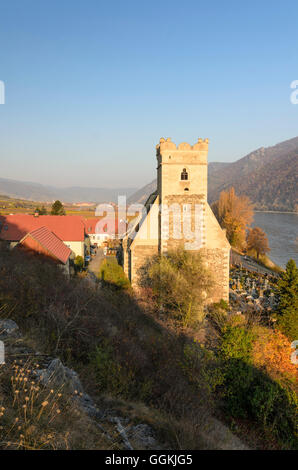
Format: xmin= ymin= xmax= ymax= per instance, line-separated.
xmin=0 ymin=246 xmax=296 ymax=449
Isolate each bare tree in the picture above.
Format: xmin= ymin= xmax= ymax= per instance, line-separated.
xmin=246 ymin=226 xmax=270 ymax=259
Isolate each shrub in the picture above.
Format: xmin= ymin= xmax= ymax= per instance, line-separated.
xmin=218 ymin=323 xmax=298 ymax=447
xmin=220 ymin=324 xmax=255 ymax=362
xmin=89 ymin=341 xmax=152 ymax=401
xmin=89 ymin=342 xmax=133 ymax=397
xmin=252 ymin=326 xmax=297 ymax=384
xmin=248 ymin=375 xmax=298 ymax=446
xmin=276 ymin=311 xmax=298 ymax=344
xmin=140 ymin=248 xmax=214 ymax=326
xmin=99 ymin=259 xmax=130 ymax=289
xmin=74 ymin=255 xmax=84 ymax=272
xmin=212 ymin=299 xmax=229 ymax=311
xmin=181 ymin=343 xmax=224 ymax=408
xmin=219 ymin=325 xmax=255 ymax=417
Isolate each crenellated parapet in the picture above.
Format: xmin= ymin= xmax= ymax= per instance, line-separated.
xmin=156 ymin=137 xmax=209 ymax=155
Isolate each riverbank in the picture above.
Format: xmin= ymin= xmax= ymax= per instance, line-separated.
xmin=254 ymin=210 xmax=297 ymax=214
xmin=252 ymin=212 xmax=298 ymax=268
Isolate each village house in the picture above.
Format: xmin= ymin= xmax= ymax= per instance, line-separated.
xmin=83 ymin=217 xmax=127 ymax=246
xmin=18 ymin=226 xmax=72 ymax=274
xmin=0 ymin=214 xmax=88 ymax=260
xmin=83 ymin=218 xmax=110 ymax=246
xmin=122 ymin=137 xmax=231 ymax=303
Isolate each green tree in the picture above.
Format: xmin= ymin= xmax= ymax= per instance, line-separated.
xmin=40 ymin=205 xmax=47 ymax=215
xmin=51 ymin=200 xmax=65 ymax=216
xmin=276 ymin=259 xmax=298 ymax=341
xmin=34 ymin=205 xmax=47 ymax=215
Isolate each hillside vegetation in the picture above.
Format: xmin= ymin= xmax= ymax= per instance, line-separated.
xmin=0 ymin=245 xmax=297 ymax=449
xmin=208 ymin=138 xmax=298 ymax=211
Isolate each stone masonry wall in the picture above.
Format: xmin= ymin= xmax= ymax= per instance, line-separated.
xmin=202 ymin=247 xmax=230 ymax=303
xmin=161 ymin=194 xmax=206 ymax=252
xmin=130 ymin=244 xmax=158 ymax=287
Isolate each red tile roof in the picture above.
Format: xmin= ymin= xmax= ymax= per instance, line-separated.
xmin=83 ymin=217 xmax=127 ymax=236
xmin=19 ymin=226 xmax=72 ymax=264
xmin=0 ymin=215 xmax=85 ymax=242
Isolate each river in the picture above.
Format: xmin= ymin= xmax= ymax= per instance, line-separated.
xmin=253 ymin=212 xmax=298 ymax=268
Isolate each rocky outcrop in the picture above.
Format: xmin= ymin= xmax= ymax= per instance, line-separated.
xmin=34 ymin=358 xmax=104 ymax=420
xmin=0 ymin=320 xmax=161 ymax=450
xmin=0 ymin=319 xmax=19 ymax=339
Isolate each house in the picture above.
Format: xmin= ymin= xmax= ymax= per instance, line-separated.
xmin=0 ymin=214 xmax=87 ymax=259
xmin=83 ymin=217 xmax=127 ymax=246
xmin=83 ymin=218 xmax=110 ymax=246
xmin=18 ymin=226 xmax=72 ymax=274
xmin=122 ymin=137 xmax=230 ymax=303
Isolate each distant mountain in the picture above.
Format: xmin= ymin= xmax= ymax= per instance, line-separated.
xmin=127 ymin=180 xmax=157 ymax=205
xmin=128 ymin=137 xmax=298 ymax=212
xmin=208 ymin=136 xmax=298 ymax=211
xmin=0 ymin=178 xmax=137 ymax=204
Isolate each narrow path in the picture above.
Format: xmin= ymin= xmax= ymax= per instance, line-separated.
xmin=231 ymin=250 xmax=278 ymax=276
xmin=239 ymin=255 xmax=276 ymax=276
xmin=86 ymin=248 xmax=105 ymax=285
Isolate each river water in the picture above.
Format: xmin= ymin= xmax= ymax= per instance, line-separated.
xmin=253 ymin=212 xmax=298 ymax=268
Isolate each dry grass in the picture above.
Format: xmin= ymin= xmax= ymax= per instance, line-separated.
xmin=0 ymin=358 xmax=111 ymax=450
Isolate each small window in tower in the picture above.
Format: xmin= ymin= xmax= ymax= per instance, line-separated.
xmin=181 ymin=168 xmax=188 ymax=180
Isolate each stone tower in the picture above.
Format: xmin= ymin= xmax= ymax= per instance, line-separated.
xmin=156 ymin=137 xmax=208 ymax=253
xmin=122 ymin=137 xmax=230 ymax=302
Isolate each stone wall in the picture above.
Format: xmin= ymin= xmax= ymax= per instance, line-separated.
xmin=130 ymin=244 xmax=158 ymax=287
xmin=202 ymin=247 xmax=230 ymax=303
xmin=161 ymin=194 xmax=206 ymax=252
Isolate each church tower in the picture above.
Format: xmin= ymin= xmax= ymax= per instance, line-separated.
xmin=123 ymin=137 xmax=230 ymax=302
xmin=156 ymin=137 xmax=209 ymax=253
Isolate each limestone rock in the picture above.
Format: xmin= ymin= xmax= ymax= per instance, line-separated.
xmin=35 ymin=358 xmax=83 ymax=393
xmin=0 ymin=319 xmax=19 ymax=338
xmin=34 ymin=358 xmax=103 ymax=419
xmin=126 ymin=424 xmax=158 ymax=449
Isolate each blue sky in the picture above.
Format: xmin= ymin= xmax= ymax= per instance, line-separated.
xmin=0 ymin=0 xmax=298 ymax=188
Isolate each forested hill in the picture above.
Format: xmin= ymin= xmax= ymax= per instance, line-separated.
xmin=208 ymin=136 xmax=298 ymax=211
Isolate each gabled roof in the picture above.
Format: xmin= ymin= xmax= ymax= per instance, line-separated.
xmin=19 ymin=226 xmax=72 ymax=264
xmin=0 ymin=215 xmax=85 ymax=242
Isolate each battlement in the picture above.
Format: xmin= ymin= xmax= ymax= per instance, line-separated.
xmin=156 ymin=137 xmax=209 ymax=154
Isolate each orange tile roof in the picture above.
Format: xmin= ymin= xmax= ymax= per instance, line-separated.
xmin=0 ymin=215 xmax=85 ymax=241
xmin=20 ymin=226 xmax=71 ymax=264
xmin=83 ymin=217 xmax=127 ymax=235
